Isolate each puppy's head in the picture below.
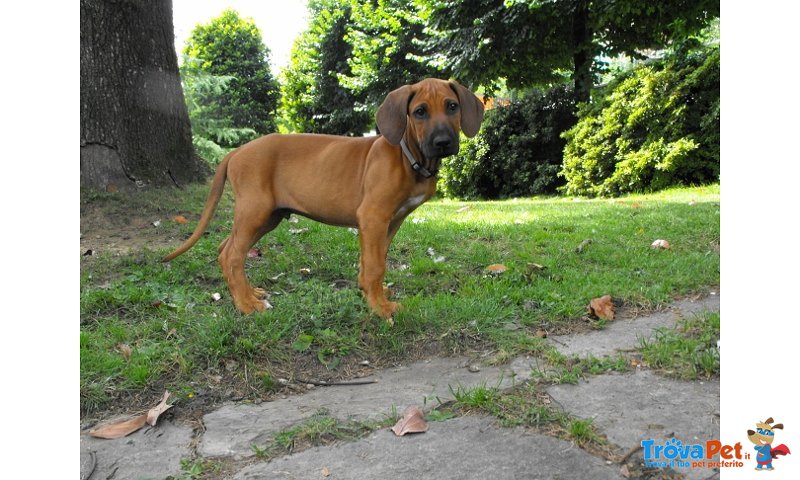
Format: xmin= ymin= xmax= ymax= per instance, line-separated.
xmin=376 ymin=78 xmax=484 ymax=159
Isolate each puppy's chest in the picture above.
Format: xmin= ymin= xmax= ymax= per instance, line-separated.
xmin=394 ymin=193 xmax=428 ymax=219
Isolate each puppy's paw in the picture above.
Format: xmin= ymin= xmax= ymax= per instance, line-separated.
xmin=375 ymin=301 xmax=401 ymax=319
xmin=235 ymin=296 xmax=273 ymax=314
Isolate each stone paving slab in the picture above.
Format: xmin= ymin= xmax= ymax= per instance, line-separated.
xmin=234 ymin=415 xmax=625 ymax=480
xmin=79 ymin=294 xmax=721 ymax=479
xmin=80 ymin=420 xmax=193 ymax=480
xmin=547 ymin=369 xmax=720 ymax=480
xmin=200 ymin=357 xmax=520 ymax=458
xmin=548 ymin=293 xmax=719 ymax=358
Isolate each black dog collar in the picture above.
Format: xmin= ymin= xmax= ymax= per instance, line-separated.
xmin=400 ymin=138 xmax=436 ymax=178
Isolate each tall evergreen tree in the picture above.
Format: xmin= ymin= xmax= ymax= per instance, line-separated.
xmin=183 ymin=9 xmax=280 ymax=141
xmin=280 ymin=0 xmax=371 ymax=135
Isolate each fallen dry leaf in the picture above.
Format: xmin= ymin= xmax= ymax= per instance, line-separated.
xmin=575 ymin=239 xmax=592 ymax=253
xmin=527 ymin=263 xmax=546 ymax=271
xmin=321 ymin=467 xmax=331 ymax=477
xmin=174 ymin=215 xmax=188 ymax=224
xmin=105 ymin=183 xmax=119 ymax=193
xmin=485 ymin=264 xmax=508 ymax=274
xmin=88 ymin=390 xmax=173 ymax=439
xmin=588 ymin=295 xmax=615 ymax=320
xmin=630 ymin=202 xmax=642 ymax=209
xmin=535 ymin=329 xmax=548 ymax=338
xmin=152 ymin=220 xmax=161 ymax=227
xmin=118 ymin=343 xmax=132 ymax=361
xmin=299 ymin=268 xmax=312 ymax=275
xmin=146 ymin=391 xmax=173 ymax=426
xmin=88 ymin=415 xmax=148 ymax=439
xmin=211 ymin=292 xmax=222 ymax=302
xmin=651 ymin=239 xmax=671 ymax=249
xmin=391 ymin=406 xmax=428 ymax=436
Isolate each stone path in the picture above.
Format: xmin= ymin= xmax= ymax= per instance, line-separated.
xmin=80 ymin=292 xmax=720 ymax=480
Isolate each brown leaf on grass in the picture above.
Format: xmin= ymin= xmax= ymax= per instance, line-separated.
xmin=321 ymin=467 xmax=331 ymax=477
xmin=391 ymin=406 xmax=428 ymax=436
xmin=575 ymin=239 xmax=592 ymax=253
xmin=146 ymin=391 xmax=172 ymax=426
xmin=535 ymin=329 xmax=548 ymax=338
xmin=88 ymin=414 xmax=148 ymax=439
xmin=174 ymin=215 xmax=188 ymax=224
xmin=651 ymin=239 xmax=671 ymax=249
xmin=630 ymin=202 xmax=642 ymax=209
xmin=588 ymin=295 xmax=615 ymax=320
xmin=485 ymin=264 xmax=508 ymax=274
xmin=117 ymin=343 xmax=132 ymax=361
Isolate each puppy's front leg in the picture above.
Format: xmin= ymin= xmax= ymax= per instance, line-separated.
xmin=356 ymin=211 xmax=400 ymax=318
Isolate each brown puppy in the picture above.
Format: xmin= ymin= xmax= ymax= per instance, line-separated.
xmin=163 ymin=78 xmax=484 ymax=318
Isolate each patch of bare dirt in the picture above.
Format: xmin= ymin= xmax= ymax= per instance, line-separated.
xmin=80 ymin=203 xmax=184 ymax=256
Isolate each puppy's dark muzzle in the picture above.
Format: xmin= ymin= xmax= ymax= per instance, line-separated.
xmin=424 ymin=128 xmax=459 ymax=158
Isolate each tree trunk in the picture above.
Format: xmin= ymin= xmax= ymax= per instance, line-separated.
xmin=572 ymin=0 xmax=593 ymax=104
xmin=80 ymin=0 xmax=208 ymax=191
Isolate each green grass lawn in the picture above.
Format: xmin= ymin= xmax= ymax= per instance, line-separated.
xmin=80 ymin=183 xmax=719 ymax=417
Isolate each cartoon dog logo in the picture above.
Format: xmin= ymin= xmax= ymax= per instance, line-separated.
xmin=747 ymin=417 xmax=791 ymax=471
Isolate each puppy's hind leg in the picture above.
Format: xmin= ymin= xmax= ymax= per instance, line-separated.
xmin=219 ymin=202 xmax=282 ymax=313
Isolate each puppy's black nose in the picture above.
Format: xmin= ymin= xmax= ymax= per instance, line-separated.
xmin=434 ymin=136 xmax=453 ymax=148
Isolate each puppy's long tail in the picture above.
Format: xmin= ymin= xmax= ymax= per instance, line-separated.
xmin=162 ymin=152 xmax=233 ymax=262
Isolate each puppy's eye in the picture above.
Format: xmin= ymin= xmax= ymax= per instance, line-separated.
xmin=413 ymin=107 xmax=426 ymax=118
xmin=448 ymin=102 xmax=459 ymax=112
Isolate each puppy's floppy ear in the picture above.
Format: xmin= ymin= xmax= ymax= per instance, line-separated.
xmin=449 ymin=80 xmax=485 ymax=138
xmin=376 ymin=85 xmax=413 ymax=145
xmin=773 ymin=423 xmax=784 ymax=430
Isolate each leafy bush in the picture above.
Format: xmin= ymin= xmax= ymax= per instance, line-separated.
xmin=440 ymin=85 xmax=576 ymax=199
xmin=560 ymin=44 xmax=719 ymax=196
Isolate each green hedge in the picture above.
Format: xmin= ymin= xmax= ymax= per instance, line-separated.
xmin=440 ymin=85 xmax=576 ymax=199
xmin=560 ymin=45 xmax=720 ymax=197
